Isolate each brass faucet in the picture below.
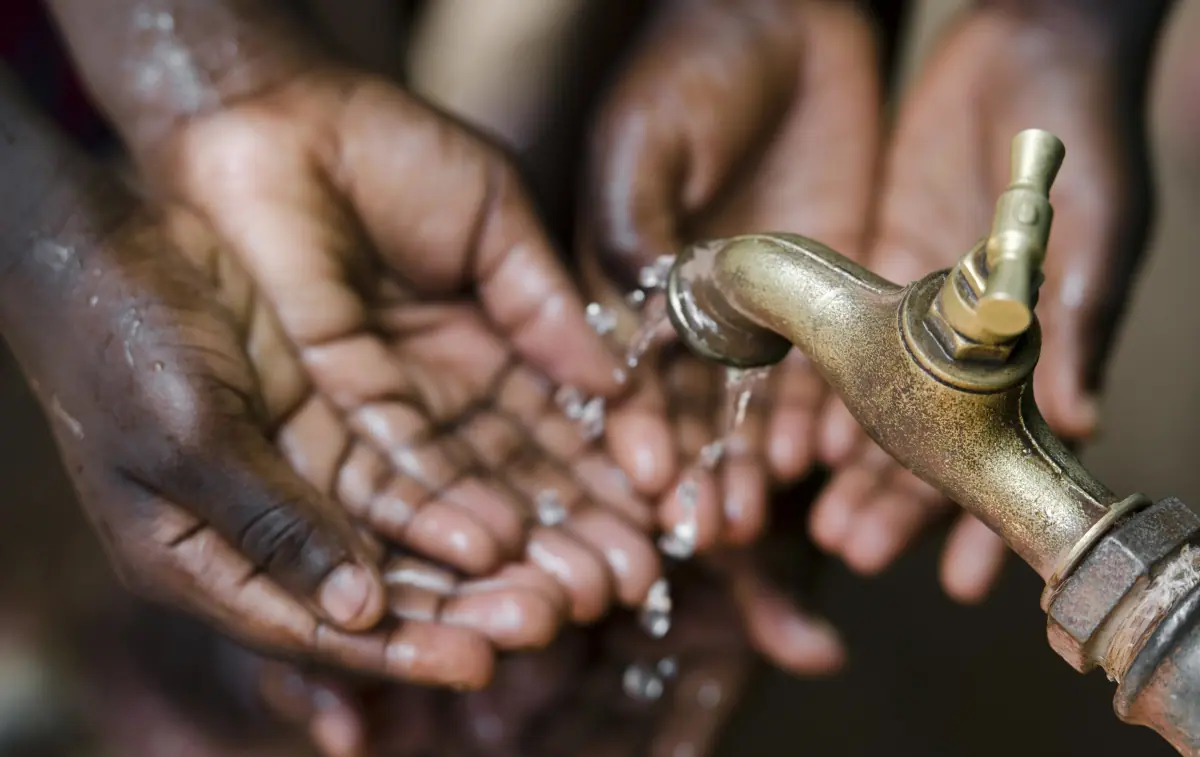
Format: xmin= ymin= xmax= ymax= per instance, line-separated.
xmin=665 ymin=129 xmax=1200 ymax=756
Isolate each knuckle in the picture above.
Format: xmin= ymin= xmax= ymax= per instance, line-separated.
xmin=236 ymin=502 xmax=337 ymax=592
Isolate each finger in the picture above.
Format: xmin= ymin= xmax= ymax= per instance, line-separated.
xmin=143 ymin=505 xmax=495 ymax=689
xmin=727 ymin=554 xmax=844 ymax=676
xmin=524 ymin=525 xmax=615 ymax=623
xmin=841 ymin=482 xmax=945 ymax=576
xmin=659 ymin=470 xmax=723 ymax=558
xmin=815 ymin=396 xmax=864 ymax=467
xmin=604 ymin=372 xmax=678 ymax=496
xmin=573 ymin=451 xmax=656 ymax=531
xmin=649 ymin=656 xmax=750 ymax=757
xmin=766 ymin=351 xmax=824 ymax=482
xmin=331 ymin=83 xmax=624 ymax=397
xmin=807 ymin=444 xmax=892 ymax=553
xmin=140 ymin=421 xmax=385 ymax=631
xmin=384 ymin=555 xmax=562 ymax=651
xmin=259 ymin=664 xmax=365 ymax=757
xmin=565 ymin=508 xmax=662 ymax=607
xmin=344 ymin=403 xmax=508 ymax=574
xmin=939 ymin=514 xmax=1008 ymax=604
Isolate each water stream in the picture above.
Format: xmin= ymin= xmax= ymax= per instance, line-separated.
xmin=562 ymin=254 xmax=775 ymax=703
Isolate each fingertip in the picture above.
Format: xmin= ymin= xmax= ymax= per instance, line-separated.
xmin=748 ymin=598 xmax=846 ymax=677
xmin=318 ymin=563 xmax=386 ymax=631
xmin=842 ymin=515 xmax=894 ymax=576
xmin=767 ymin=409 xmax=815 ymax=483
xmin=721 ymin=459 xmax=768 ymax=546
xmin=940 ymin=516 xmax=1007 ymax=605
xmin=385 ymin=622 xmax=496 ymax=691
xmin=442 ymin=589 xmax=563 ymax=651
xmin=310 ymin=699 xmax=365 ymax=757
xmin=817 ymin=399 xmax=862 ymax=466
xmin=607 ymin=392 xmax=677 ymax=495
xmin=659 ymin=470 xmax=722 ymax=556
xmin=809 ymin=467 xmax=875 ymax=553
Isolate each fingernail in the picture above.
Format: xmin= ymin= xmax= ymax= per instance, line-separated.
xmin=319 ymin=564 xmax=373 ymax=627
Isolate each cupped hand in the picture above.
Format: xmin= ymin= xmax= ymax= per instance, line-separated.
xmin=810 ymin=7 xmax=1154 ymax=602
xmin=581 ymin=0 xmax=882 ymax=562
xmin=143 ymin=65 xmax=677 ymax=666
xmin=0 ymin=199 xmax=425 ymax=684
xmin=258 ymin=559 xmax=785 ymax=757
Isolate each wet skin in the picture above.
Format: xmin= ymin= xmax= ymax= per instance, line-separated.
xmin=259 ymin=560 xmax=759 ymax=757
xmin=2 ymin=60 xmax=677 ymax=695
xmin=581 ymin=0 xmax=878 ymax=660
xmin=38 ymin=0 xmax=697 ymax=689
xmin=44 ymin=0 xmax=853 ymax=688
xmin=585 ymin=0 xmax=1171 ymax=604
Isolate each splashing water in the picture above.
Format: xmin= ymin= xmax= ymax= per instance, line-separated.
xmin=638 ymin=255 xmax=677 ymax=290
xmin=565 ymin=257 xmax=780 ymax=703
xmin=658 ymin=478 xmax=700 ymax=559
xmin=639 ymin=577 xmax=673 ymax=638
xmin=585 ymin=302 xmax=617 ymax=336
xmin=555 ymin=386 xmax=606 ymax=442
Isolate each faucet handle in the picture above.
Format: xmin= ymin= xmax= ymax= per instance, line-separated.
xmin=976 ymin=129 xmax=1066 ymax=338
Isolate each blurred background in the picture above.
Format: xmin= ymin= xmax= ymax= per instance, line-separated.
xmin=5 ymin=0 xmax=1200 ymax=754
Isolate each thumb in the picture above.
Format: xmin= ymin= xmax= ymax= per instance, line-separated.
xmin=144 ymin=425 xmax=386 ymax=632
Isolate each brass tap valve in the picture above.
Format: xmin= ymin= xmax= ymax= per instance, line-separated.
xmin=929 ymin=129 xmax=1065 ymax=361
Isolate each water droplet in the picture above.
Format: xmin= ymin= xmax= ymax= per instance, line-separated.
xmin=624 ymin=296 xmax=671 ymax=370
xmin=555 ymin=386 xmax=585 ymax=418
xmin=152 ymin=361 xmax=164 ymax=372
xmin=623 ymin=663 xmax=665 ymax=701
xmin=656 ymin=657 xmax=678 ymax=678
xmin=88 ymin=295 xmax=98 ymax=307
xmin=637 ymin=255 xmax=677 ymax=290
xmin=578 ymin=396 xmax=605 ymax=441
xmin=699 ymin=441 xmax=724 ymax=469
xmin=625 ymin=289 xmax=647 ymax=309
xmin=640 ymin=578 xmax=672 ymax=638
xmin=535 ymin=490 xmax=567 ymax=527
xmin=585 ymin=302 xmax=617 ymax=336
xmin=658 ymin=479 xmax=699 ymax=559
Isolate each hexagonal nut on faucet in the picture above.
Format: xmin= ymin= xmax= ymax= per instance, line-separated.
xmin=923 ymin=282 xmax=1017 ymax=363
xmin=1047 ymin=498 xmax=1200 ymax=673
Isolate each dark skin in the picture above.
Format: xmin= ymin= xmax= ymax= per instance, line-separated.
xmin=45 ymin=0 xmax=846 ymax=685
xmin=258 ymin=561 xmax=756 ymax=757
xmin=0 ymin=72 xmax=421 ymax=677
xmin=5 ymin=53 xmax=652 ymax=690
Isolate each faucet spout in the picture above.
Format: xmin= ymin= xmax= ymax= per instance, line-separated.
xmin=666 ymin=232 xmax=1117 ymax=579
